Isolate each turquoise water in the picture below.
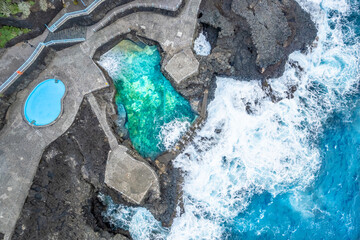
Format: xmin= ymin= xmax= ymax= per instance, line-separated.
xmin=24 ymin=79 xmax=65 ymax=126
xmin=98 ymin=40 xmax=195 ymax=159
xmin=229 ymin=96 xmax=360 ymax=239
xmin=99 ymin=0 xmax=360 ymax=238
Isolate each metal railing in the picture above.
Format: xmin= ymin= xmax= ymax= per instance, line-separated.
xmin=48 ymin=0 xmax=106 ymax=32
xmin=0 ymin=38 xmax=85 ymax=94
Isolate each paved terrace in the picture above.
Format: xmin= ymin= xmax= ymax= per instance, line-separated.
xmin=0 ymin=0 xmax=201 ymax=238
xmin=0 ymin=47 xmax=108 ymax=240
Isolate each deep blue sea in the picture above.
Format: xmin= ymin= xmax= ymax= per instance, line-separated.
xmin=99 ymin=0 xmax=360 ymax=239
xmin=228 ymin=92 xmax=360 ymax=239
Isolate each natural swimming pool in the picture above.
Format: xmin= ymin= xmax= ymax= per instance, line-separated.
xmin=98 ymin=40 xmax=195 ymax=159
xmin=24 ymin=79 xmax=65 ymax=126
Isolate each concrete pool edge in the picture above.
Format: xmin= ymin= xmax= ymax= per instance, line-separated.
xmin=22 ymin=79 xmax=67 ymax=128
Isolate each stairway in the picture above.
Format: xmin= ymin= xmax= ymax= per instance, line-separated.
xmin=45 ymin=26 xmax=87 ymax=43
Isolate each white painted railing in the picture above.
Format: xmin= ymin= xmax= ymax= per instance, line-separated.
xmin=0 ymin=38 xmax=85 ymax=94
xmin=48 ymin=0 xmax=106 ymax=32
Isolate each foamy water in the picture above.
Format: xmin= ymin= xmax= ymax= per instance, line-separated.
xmin=159 ymin=119 xmax=191 ymax=150
xmin=168 ymin=0 xmax=360 ymax=238
xmin=99 ymin=0 xmax=360 ymax=238
xmin=193 ymin=31 xmax=211 ymax=56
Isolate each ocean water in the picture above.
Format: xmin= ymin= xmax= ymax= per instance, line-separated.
xmin=98 ymin=40 xmax=195 ymax=159
xmin=99 ymin=0 xmax=360 ymax=238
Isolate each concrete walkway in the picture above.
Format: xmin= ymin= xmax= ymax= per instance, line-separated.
xmin=0 ymin=46 xmax=108 ymax=240
xmin=0 ymin=0 xmax=183 ymax=89
xmin=88 ymin=93 xmax=160 ymax=204
xmin=87 ymin=93 xmax=119 ymax=150
xmin=0 ymin=0 xmax=202 ymax=238
xmin=89 ymin=0 xmax=183 ymax=33
xmin=84 ymin=0 xmax=201 ymax=84
xmin=0 ymin=31 xmax=48 ymax=86
xmin=84 ymin=0 xmax=200 ymax=57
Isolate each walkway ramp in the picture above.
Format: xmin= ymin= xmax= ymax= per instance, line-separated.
xmin=45 ymin=26 xmax=87 ymax=42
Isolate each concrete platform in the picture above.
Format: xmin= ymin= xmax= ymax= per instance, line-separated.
xmin=164 ymin=47 xmax=199 ymax=85
xmin=0 ymin=45 xmax=108 ymax=240
xmin=0 ymin=0 xmax=202 ymax=238
xmin=105 ymin=145 xmax=160 ymax=204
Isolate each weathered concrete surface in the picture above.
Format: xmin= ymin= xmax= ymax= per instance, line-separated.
xmin=83 ymin=0 xmax=201 ymax=57
xmin=0 ymin=31 xmax=48 ymax=86
xmin=88 ymin=92 xmax=160 ymax=204
xmin=90 ymin=0 xmax=183 ymax=33
xmin=164 ymin=47 xmax=199 ymax=85
xmin=0 ymin=0 xmax=203 ymax=238
xmin=105 ymin=145 xmax=160 ymax=205
xmin=0 ymin=45 xmax=108 ymax=240
xmin=88 ymin=93 xmax=118 ymax=150
xmin=10 ymin=98 xmax=129 ymax=240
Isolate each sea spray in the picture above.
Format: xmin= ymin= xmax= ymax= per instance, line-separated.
xmin=168 ymin=0 xmax=360 ymax=237
xmin=98 ymin=194 xmax=169 ymax=239
xmin=99 ymin=0 xmax=360 ymax=238
xmin=194 ymin=31 xmax=211 ymax=56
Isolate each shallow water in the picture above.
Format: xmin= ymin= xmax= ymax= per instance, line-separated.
xmin=99 ymin=0 xmax=360 ymax=238
xmin=98 ymin=40 xmax=195 ymax=159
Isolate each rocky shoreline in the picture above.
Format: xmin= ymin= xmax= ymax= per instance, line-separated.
xmin=0 ymin=0 xmax=317 ymax=239
xmin=11 ymin=96 xmax=183 ymax=239
xmin=176 ymin=0 xmax=317 ymax=103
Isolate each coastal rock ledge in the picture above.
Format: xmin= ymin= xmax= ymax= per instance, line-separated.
xmin=193 ymin=0 xmax=317 ymax=83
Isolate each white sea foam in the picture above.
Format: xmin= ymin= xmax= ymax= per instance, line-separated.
xmin=167 ymin=0 xmax=360 ymax=237
xmin=159 ymin=119 xmax=191 ymax=150
xmin=97 ymin=48 xmax=126 ymax=79
xmin=194 ymin=31 xmax=211 ymax=56
xmin=98 ymin=0 xmax=359 ymax=238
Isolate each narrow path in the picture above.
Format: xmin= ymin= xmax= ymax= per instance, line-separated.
xmin=0 ymin=46 xmax=108 ymax=240
xmin=0 ymin=0 xmax=183 ymax=93
xmin=87 ymin=93 xmax=118 ymax=150
xmin=88 ymin=93 xmax=161 ymax=205
xmin=0 ymin=0 xmax=201 ymax=238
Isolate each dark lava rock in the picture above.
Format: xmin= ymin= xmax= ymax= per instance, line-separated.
xmin=11 ymin=98 xmax=128 ymax=240
xmin=11 ymin=93 xmax=182 ymax=239
xmin=176 ymin=0 xmax=316 ymax=105
xmin=198 ymin=0 xmax=317 ymax=80
xmin=0 ymin=0 xmax=63 ymax=48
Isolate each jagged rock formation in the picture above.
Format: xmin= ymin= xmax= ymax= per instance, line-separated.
xmin=231 ymin=0 xmax=292 ymax=70
xmin=197 ymin=0 xmax=317 ymax=80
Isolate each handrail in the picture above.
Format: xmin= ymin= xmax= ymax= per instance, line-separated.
xmin=0 ymin=38 xmax=85 ymax=94
xmin=48 ymin=0 xmax=106 ymax=32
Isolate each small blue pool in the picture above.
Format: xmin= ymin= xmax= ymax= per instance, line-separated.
xmin=24 ymin=79 xmax=66 ymax=126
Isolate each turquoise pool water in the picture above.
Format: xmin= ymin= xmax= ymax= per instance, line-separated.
xmin=99 ymin=0 xmax=360 ymax=238
xmin=98 ymin=40 xmax=195 ymax=159
xmin=24 ymin=79 xmax=65 ymax=126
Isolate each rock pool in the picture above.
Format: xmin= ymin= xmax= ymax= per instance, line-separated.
xmin=98 ymin=40 xmax=195 ymax=159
